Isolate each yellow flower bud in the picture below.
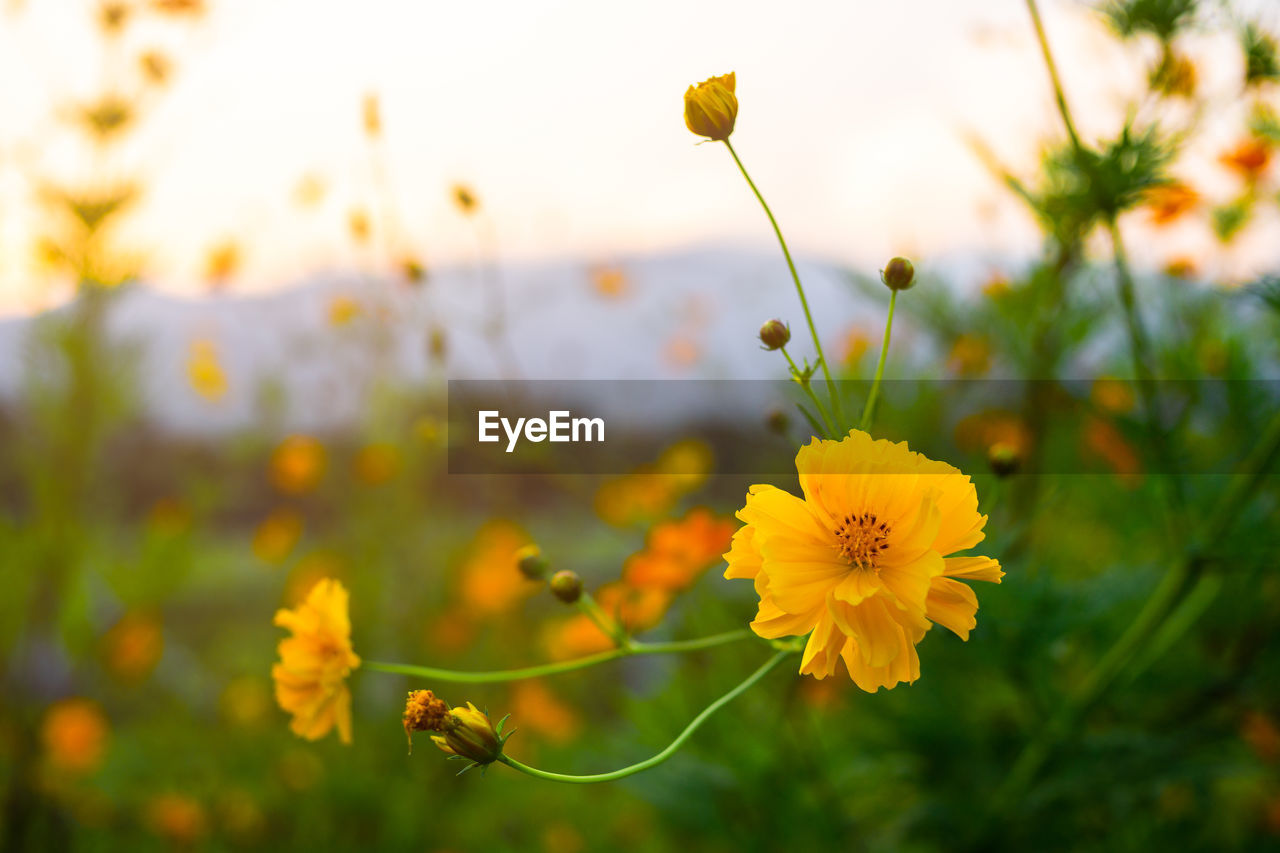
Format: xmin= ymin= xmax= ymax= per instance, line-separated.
xmin=758 ymin=319 xmax=790 ymax=351
xmin=882 ymin=257 xmax=915 ymax=291
xmin=549 ymin=570 xmax=583 ymax=604
xmin=684 ymin=73 xmax=738 ymax=142
xmin=515 ymin=545 xmax=549 ymax=581
xmin=431 ymin=702 xmax=506 ymax=767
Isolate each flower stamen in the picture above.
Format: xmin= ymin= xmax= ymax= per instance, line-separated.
xmin=833 ymin=512 xmax=890 ymax=571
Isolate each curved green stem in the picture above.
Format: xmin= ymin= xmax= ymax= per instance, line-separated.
xmin=723 ymin=139 xmax=845 ymax=432
xmin=1025 ymin=0 xmax=1081 ymax=151
xmin=859 ymin=289 xmax=897 ymax=432
xmin=780 ymin=346 xmax=838 ymax=438
xmin=497 ymin=650 xmax=792 ymax=783
xmin=363 ymin=629 xmax=756 ymax=684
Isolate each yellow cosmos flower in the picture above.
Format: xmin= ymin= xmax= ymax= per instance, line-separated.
xmin=272 ymin=579 xmax=361 ymax=744
xmin=684 ymin=72 xmax=738 ymax=141
xmin=724 ymin=430 xmax=1003 ymax=692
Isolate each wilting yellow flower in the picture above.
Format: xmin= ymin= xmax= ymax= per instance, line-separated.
xmin=269 ymin=435 xmax=326 ymax=495
xmin=186 ymin=339 xmax=228 ymax=402
xmin=684 ymin=72 xmax=738 ymax=141
xmin=252 ymin=508 xmax=304 ymax=564
xmin=41 ymin=698 xmax=109 ymax=775
xmin=403 ymin=690 xmax=510 ymax=766
xmin=724 ymin=430 xmax=1003 ymax=691
xmin=272 ymin=578 xmax=361 ymax=744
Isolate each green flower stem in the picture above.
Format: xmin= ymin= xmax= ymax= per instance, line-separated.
xmin=363 ymin=629 xmax=756 ymax=684
xmin=859 ymin=289 xmax=898 ymax=432
xmin=1025 ymin=0 xmax=1082 ymax=151
xmin=723 ymin=139 xmax=846 ymax=433
xmin=991 ymin=407 xmax=1280 ymax=811
xmin=576 ymin=591 xmax=629 ymax=648
xmin=497 ymin=650 xmax=793 ymax=783
xmin=780 ymin=346 xmax=838 ymax=438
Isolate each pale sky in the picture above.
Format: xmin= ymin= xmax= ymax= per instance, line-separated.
xmin=0 ymin=0 xmax=1275 ymax=315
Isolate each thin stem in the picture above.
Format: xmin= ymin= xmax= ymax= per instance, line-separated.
xmin=723 ymin=139 xmax=845 ymax=432
xmin=498 ymin=650 xmax=792 ymax=783
xmin=1024 ymin=0 xmax=1082 ymax=151
xmin=576 ymin=591 xmax=628 ymax=647
xmin=781 ymin=346 xmax=838 ymax=438
xmin=859 ymin=289 xmax=897 ymax=432
xmin=362 ymin=629 xmax=755 ymax=684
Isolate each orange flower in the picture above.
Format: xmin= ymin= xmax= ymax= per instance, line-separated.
xmin=1091 ymin=377 xmax=1136 ymax=414
xmin=41 ymin=698 xmax=109 ymax=774
xmin=269 ymin=435 xmax=326 ymax=495
xmin=1219 ymin=137 xmax=1273 ymax=181
xmin=623 ymin=508 xmax=735 ymax=592
xmin=353 ymin=443 xmax=400 ymax=485
xmin=1242 ymin=711 xmax=1280 ymax=763
xmin=144 ymin=794 xmax=208 ymax=845
xmin=594 ymin=582 xmax=672 ymax=634
xmin=1144 ymin=182 xmax=1198 ymax=226
xmin=272 ymin=578 xmax=361 ymax=743
xmin=1082 ymin=417 xmax=1142 ymax=486
xmin=102 ymin=610 xmax=164 ymax=681
xmin=252 ymin=508 xmax=304 ymax=565
xmin=543 ymin=614 xmax=616 ymax=660
xmin=948 ymin=334 xmax=991 ymax=376
xmin=457 ymin=520 xmax=540 ymax=617
xmin=510 ymin=680 xmax=580 ymax=743
xmin=591 ymin=265 xmax=629 ymax=298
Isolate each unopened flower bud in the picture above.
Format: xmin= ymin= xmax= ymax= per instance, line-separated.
xmin=987 ymin=442 xmax=1021 ymax=478
xmin=549 ymin=570 xmax=582 ymax=604
xmin=758 ymin=319 xmax=791 ymax=351
xmin=515 ymin=545 xmax=549 ymax=581
xmin=432 ymin=702 xmax=505 ymax=766
xmin=684 ymin=73 xmax=738 ymax=141
xmin=882 ymin=257 xmax=915 ymax=291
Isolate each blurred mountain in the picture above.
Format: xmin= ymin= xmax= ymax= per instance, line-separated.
xmin=0 ymin=246 xmax=1004 ymax=434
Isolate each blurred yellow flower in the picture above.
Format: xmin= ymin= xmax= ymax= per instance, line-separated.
xmin=269 ymin=435 xmax=327 ymax=495
xmin=1151 ymin=50 xmax=1196 ymax=98
xmin=144 ymin=794 xmax=208 ymax=846
xmin=41 ymin=698 xmax=109 ymax=775
xmin=353 ymin=442 xmax=401 ymax=486
xmin=272 ymin=578 xmax=361 ymax=744
xmin=186 ymin=339 xmax=227 ymax=402
xmin=252 ymin=508 xmax=304 ymax=564
xmin=451 ymin=184 xmax=478 ymax=215
xmin=139 ymin=51 xmax=171 ymax=85
xmin=948 ymin=334 xmax=991 ymax=376
xmin=1164 ymin=256 xmax=1197 ymax=279
xmin=509 ymin=680 xmax=580 ymax=744
xmin=328 ymin=295 xmax=363 ymax=327
xmin=590 ymin=265 xmax=629 ymax=298
xmin=839 ymin=328 xmax=872 ymax=367
xmin=1144 ymin=181 xmax=1198 ymax=226
xmin=102 ymin=610 xmax=164 ymax=682
xmin=362 ymin=93 xmax=381 ymax=137
xmin=293 ymin=173 xmax=327 ymax=207
xmin=622 ymin=507 xmax=735 ymax=592
xmin=684 ymin=72 xmax=737 ymax=141
xmin=657 ymin=438 xmax=713 ymax=490
xmin=1091 ymin=376 xmax=1136 ymax=414
xmin=724 ymin=430 xmax=1003 ymax=691
xmin=221 ymin=675 xmax=272 ymax=728
xmin=348 ymin=209 xmax=371 ymax=243
xmin=283 ymin=552 xmax=345 ymax=605
xmin=982 ymin=273 xmax=1011 ymax=297
xmin=458 ymin=520 xmax=540 ymax=617
xmin=204 ymin=241 xmax=240 ymax=286
xmin=1219 ymin=137 xmax=1273 ymax=181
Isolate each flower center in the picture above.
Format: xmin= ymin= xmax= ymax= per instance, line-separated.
xmin=834 ymin=512 xmax=891 ymax=571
